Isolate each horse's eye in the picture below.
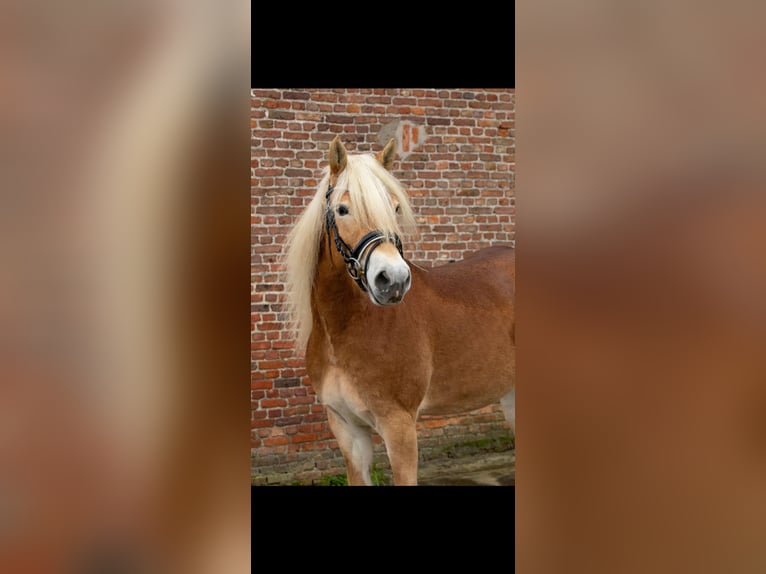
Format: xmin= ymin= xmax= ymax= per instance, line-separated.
xmin=337 ymin=205 xmax=349 ymax=216
xmin=395 ymin=205 xmax=401 ymax=214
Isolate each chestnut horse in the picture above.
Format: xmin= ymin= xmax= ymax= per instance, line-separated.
xmin=285 ymin=136 xmax=515 ymax=485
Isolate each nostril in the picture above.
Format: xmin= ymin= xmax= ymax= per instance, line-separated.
xmin=375 ymin=270 xmax=391 ymax=291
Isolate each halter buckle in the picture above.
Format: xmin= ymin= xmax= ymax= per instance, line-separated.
xmin=346 ymin=258 xmax=362 ymax=280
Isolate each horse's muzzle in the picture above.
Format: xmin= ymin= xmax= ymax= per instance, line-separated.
xmin=370 ymin=263 xmax=411 ymax=305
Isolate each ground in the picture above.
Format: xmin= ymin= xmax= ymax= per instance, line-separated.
xmin=418 ymin=450 xmax=515 ymax=486
xmin=307 ymin=448 xmax=515 ymax=486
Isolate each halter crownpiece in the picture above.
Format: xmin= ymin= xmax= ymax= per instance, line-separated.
xmin=324 ymin=184 xmax=404 ymax=293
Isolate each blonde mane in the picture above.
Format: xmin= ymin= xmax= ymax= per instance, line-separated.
xmin=284 ymin=153 xmax=417 ymax=352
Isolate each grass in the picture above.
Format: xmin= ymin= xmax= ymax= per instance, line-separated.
xmin=316 ymin=464 xmax=390 ymax=486
xmin=440 ymin=435 xmax=515 ymax=459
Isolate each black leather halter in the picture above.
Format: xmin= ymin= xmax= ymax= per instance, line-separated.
xmin=324 ymin=184 xmax=404 ymax=293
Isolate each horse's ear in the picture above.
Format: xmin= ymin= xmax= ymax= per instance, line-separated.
xmin=329 ymin=136 xmax=347 ymax=175
xmin=377 ymin=138 xmax=397 ymax=170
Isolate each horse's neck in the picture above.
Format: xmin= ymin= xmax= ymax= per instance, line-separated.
xmin=310 ymin=240 xmax=363 ymax=339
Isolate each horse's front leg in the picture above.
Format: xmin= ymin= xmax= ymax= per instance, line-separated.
xmin=326 ymin=409 xmax=373 ymax=486
xmin=377 ymin=410 xmax=419 ymax=486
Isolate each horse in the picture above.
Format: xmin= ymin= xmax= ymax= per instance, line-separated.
xmin=284 ymin=136 xmax=515 ymax=485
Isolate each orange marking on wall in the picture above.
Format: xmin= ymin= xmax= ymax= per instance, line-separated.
xmin=402 ymin=124 xmax=411 ymax=152
xmin=394 ymin=121 xmax=426 ymax=158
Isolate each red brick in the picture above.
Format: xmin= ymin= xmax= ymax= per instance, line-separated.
xmin=293 ymin=433 xmax=318 ymax=443
xmin=264 ymin=437 xmax=290 ymax=446
xmin=261 ymin=399 xmax=287 ymax=408
xmin=258 ymin=360 xmax=284 ymax=370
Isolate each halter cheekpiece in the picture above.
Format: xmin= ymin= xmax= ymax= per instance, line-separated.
xmin=324 ymin=184 xmax=404 ymax=293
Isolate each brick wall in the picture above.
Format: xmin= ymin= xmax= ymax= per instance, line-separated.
xmin=251 ymin=88 xmax=515 ymax=484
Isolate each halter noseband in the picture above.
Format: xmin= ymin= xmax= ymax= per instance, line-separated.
xmin=324 ymin=184 xmax=404 ymax=293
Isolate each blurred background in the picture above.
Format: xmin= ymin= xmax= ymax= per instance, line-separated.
xmin=0 ymin=0 xmax=250 ymax=571
xmin=517 ymin=1 xmax=766 ymax=572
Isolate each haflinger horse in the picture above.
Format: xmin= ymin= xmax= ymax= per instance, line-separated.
xmin=284 ymin=136 xmax=515 ymax=485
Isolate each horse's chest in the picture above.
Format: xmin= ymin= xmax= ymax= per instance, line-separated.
xmin=316 ymin=367 xmax=376 ymax=428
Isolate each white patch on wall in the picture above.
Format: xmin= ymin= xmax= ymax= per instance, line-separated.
xmin=396 ymin=121 xmax=427 ymax=158
xmin=379 ymin=120 xmax=427 ymax=159
xmin=396 ymin=121 xmax=426 ymax=159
